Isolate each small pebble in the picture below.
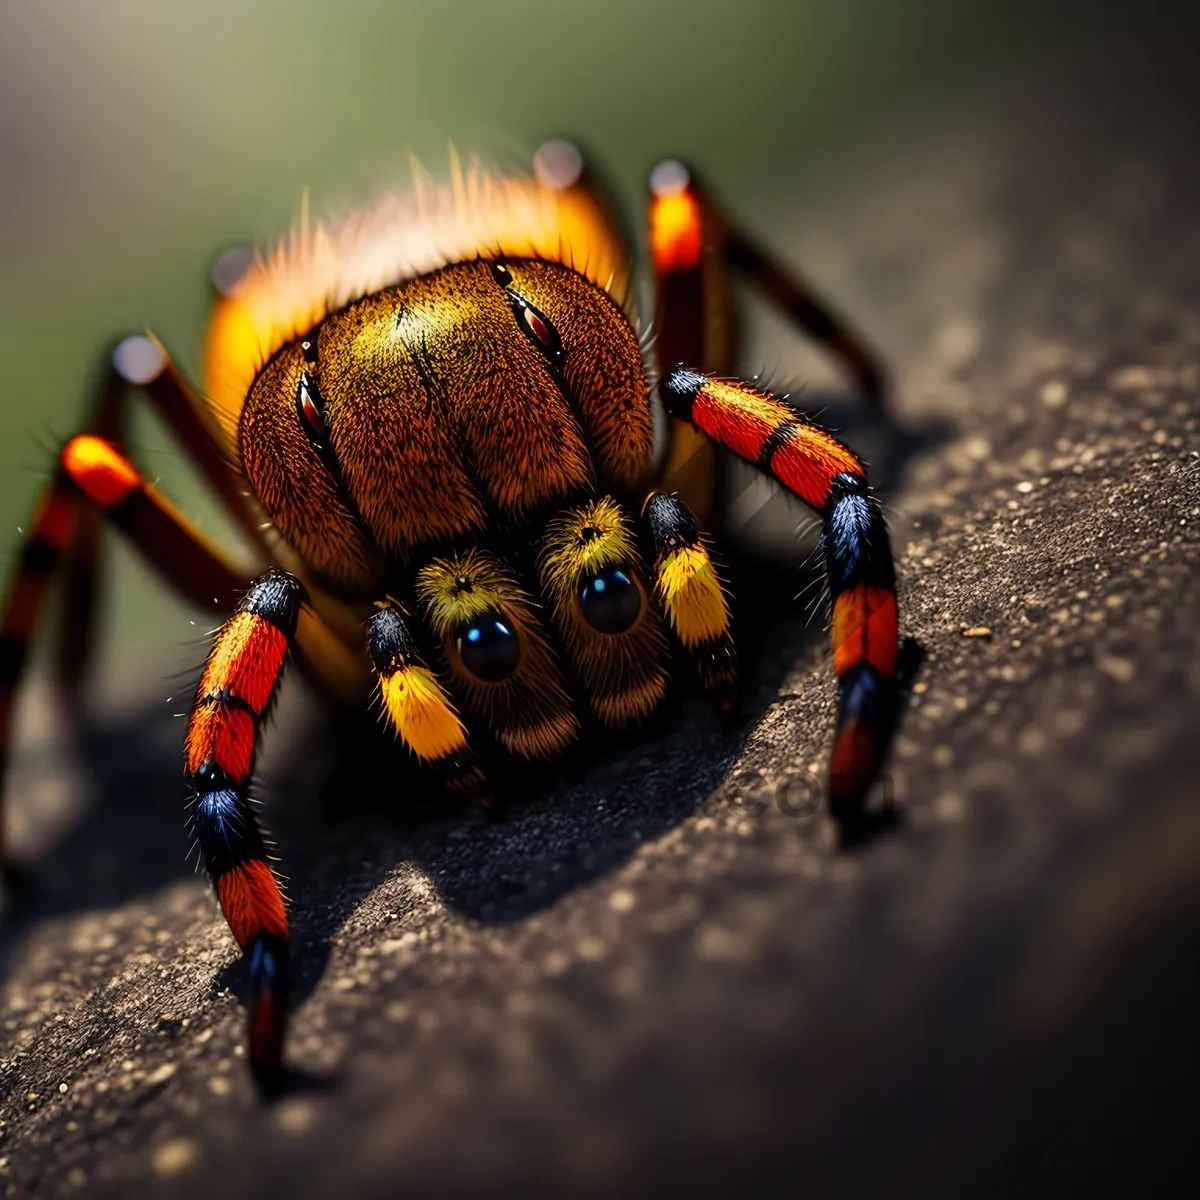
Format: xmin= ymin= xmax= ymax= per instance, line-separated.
xmin=933 ymin=792 xmax=965 ymax=821
xmin=1040 ymin=379 xmax=1068 ymax=407
xmin=1099 ymin=656 xmax=1135 ymax=683
xmin=961 ymin=626 xmax=993 ymax=638
xmin=145 ymin=1062 xmax=177 ymax=1087
xmin=274 ymin=1099 xmax=315 ymax=1134
xmin=1109 ymin=364 xmax=1156 ymax=391
xmin=152 ymin=1139 xmax=198 ymax=1177
xmin=542 ymin=950 xmax=569 ymax=977
xmin=577 ymin=937 xmax=606 ymax=961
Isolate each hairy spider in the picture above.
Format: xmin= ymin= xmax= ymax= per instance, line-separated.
xmin=0 ymin=139 xmax=900 ymax=1088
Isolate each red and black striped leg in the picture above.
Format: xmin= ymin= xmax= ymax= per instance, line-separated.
xmin=660 ymin=368 xmax=899 ymax=823
xmin=821 ymin=473 xmax=899 ymax=818
xmin=0 ymin=435 xmax=252 ymax=889
xmin=185 ymin=570 xmax=301 ymax=1086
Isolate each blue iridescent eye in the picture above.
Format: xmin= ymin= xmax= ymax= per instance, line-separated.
xmin=578 ymin=566 xmax=642 ymax=634
xmin=455 ymin=613 xmax=520 ymax=681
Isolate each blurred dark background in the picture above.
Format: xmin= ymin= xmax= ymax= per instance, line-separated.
xmin=1 ymin=2 xmax=1199 ymax=1197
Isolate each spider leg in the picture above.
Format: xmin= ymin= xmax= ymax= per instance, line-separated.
xmin=647 ymin=160 xmax=730 ymax=527
xmin=186 ymin=570 xmax=300 ymax=1086
xmin=647 ymin=158 xmax=890 ymax=530
xmin=651 ymin=159 xmax=888 ymax=408
xmin=660 ymin=368 xmax=898 ymax=821
xmin=48 ymin=336 xmax=271 ymax=703
xmin=0 ymin=473 xmax=80 ymax=885
xmin=722 ymin=230 xmax=886 ymax=410
xmin=0 ymin=434 xmax=254 ymax=881
xmin=57 ymin=434 xmax=251 ymax=606
xmin=639 ymin=491 xmax=737 ymax=712
xmin=51 ymin=353 xmax=127 ymax=702
xmin=366 ymin=601 xmax=491 ymax=804
xmin=121 ymin=335 xmax=272 ymax=551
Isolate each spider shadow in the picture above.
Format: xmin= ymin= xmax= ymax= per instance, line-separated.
xmin=227 ymin=601 xmax=924 ymax=1054
xmin=0 ymin=549 xmax=812 ymax=998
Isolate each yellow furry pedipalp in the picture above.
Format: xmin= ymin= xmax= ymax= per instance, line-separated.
xmin=656 ymin=544 xmax=729 ymax=647
xmin=379 ymin=665 xmax=468 ymax=763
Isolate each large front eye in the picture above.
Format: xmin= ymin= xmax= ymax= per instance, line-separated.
xmin=578 ymin=566 xmax=642 ymax=635
xmin=456 ymin=613 xmax=521 ymax=682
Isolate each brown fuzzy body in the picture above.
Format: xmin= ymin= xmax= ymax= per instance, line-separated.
xmin=241 ymin=259 xmax=653 ymax=598
xmin=238 ymin=256 xmax=674 ymax=753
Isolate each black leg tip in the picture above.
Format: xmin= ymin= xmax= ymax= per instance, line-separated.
xmin=832 ymin=799 xmax=903 ymax=850
xmin=1 ymin=860 xmax=35 ymax=909
xmin=251 ymin=1051 xmax=286 ymax=1099
xmin=253 ymin=1060 xmax=339 ymax=1103
xmin=708 ymin=678 xmax=740 ymax=717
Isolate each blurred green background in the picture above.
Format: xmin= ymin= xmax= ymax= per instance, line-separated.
xmin=0 ymin=0 xmax=1086 ymax=654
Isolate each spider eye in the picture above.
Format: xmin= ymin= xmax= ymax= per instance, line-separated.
xmin=508 ymin=294 xmax=565 ymax=368
xmin=456 ymin=613 xmax=521 ymax=682
xmin=296 ymin=371 xmax=328 ymax=446
xmin=578 ymin=566 xmax=642 ymax=635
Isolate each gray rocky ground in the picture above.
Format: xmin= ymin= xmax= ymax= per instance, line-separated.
xmin=1 ymin=25 xmax=1198 ymax=1199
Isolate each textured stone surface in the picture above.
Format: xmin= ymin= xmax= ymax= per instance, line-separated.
xmin=2 ymin=29 xmax=1199 ymax=1200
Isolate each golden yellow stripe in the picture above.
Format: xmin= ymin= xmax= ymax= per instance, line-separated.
xmin=657 ymin=544 xmax=729 ymax=647
xmin=380 ymin=665 xmax=468 ymax=762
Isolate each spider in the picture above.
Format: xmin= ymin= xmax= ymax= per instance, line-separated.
xmin=0 ymin=139 xmax=900 ymax=1088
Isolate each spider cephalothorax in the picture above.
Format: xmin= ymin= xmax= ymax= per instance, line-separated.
xmin=0 ymin=141 xmax=900 ymax=1087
